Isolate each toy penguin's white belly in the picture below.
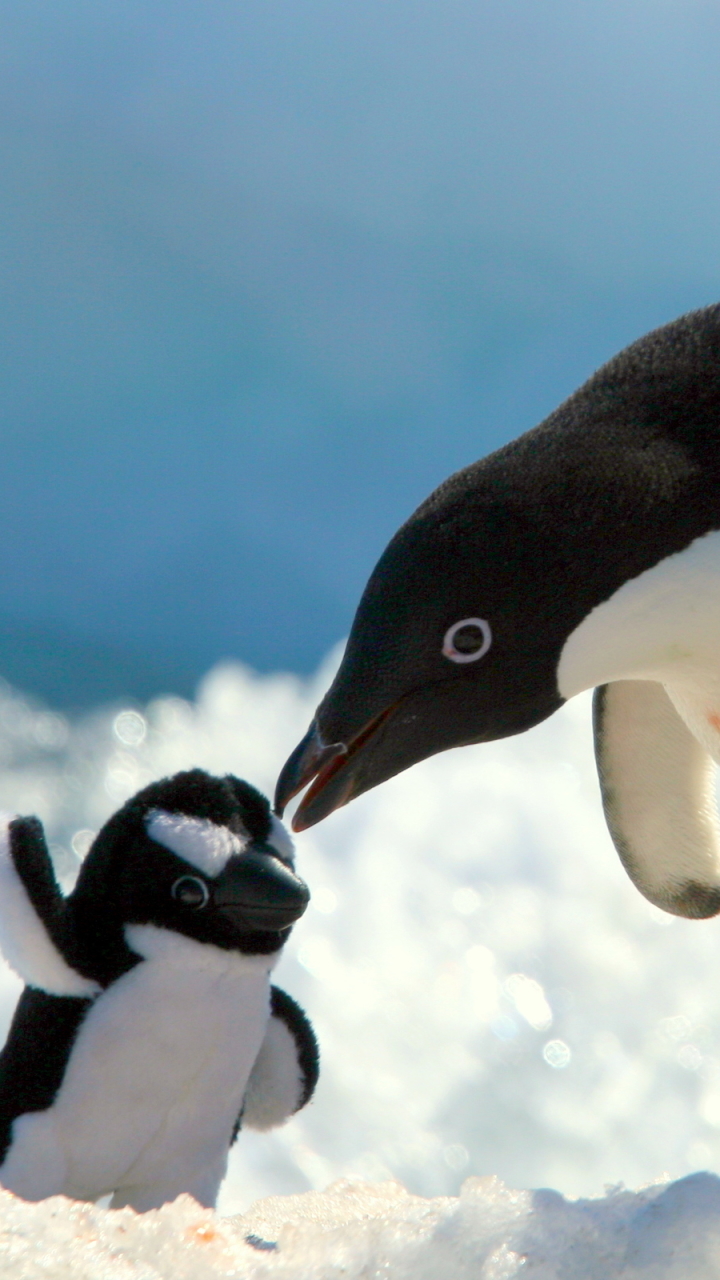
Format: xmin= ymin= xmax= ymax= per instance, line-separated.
xmin=558 ymin=526 xmax=720 ymax=758
xmin=1 ymin=926 xmax=276 ymax=1206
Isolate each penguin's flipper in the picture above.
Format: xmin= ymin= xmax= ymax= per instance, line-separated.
xmin=0 ymin=817 xmax=99 ymax=995
xmin=241 ymin=986 xmax=319 ymax=1132
xmin=594 ymin=681 xmax=720 ymax=918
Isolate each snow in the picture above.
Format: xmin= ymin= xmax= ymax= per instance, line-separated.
xmin=3 ymin=1174 xmax=720 ymax=1277
xmin=1 ymin=650 xmax=720 ymax=1271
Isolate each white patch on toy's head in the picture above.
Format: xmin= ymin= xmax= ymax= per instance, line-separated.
xmin=146 ymin=809 xmax=244 ymax=878
xmin=268 ymin=815 xmax=295 ymax=864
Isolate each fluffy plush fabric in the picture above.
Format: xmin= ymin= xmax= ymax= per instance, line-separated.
xmin=0 ymin=925 xmax=277 ymax=1207
xmin=0 ymin=821 xmax=98 ymax=997
xmin=0 ymin=991 xmax=93 ymax=1166
xmin=243 ymin=987 xmax=319 ymax=1131
xmin=268 ymin=814 xmax=295 ymax=865
xmin=0 ymin=770 xmax=317 ymax=1211
xmin=146 ymin=809 xmax=245 ymax=877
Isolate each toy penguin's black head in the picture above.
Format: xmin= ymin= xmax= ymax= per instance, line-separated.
xmin=68 ymin=769 xmax=310 ymax=984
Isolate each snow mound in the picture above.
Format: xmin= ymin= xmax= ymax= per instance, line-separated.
xmin=3 ymin=1174 xmax=720 ymax=1279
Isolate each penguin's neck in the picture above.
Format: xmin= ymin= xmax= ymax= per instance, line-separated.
xmin=557 ymin=528 xmax=720 ymax=759
xmin=124 ymin=923 xmax=279 ymax=976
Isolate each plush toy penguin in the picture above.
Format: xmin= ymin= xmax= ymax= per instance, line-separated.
xmin=277 ymin=302 xmax=720 ymax=920
xmin=0 ymin=768 xmax=318 ymax=1211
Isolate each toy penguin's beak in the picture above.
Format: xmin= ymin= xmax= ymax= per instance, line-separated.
xmin=212 ymin=845 xmax=310 ymax=933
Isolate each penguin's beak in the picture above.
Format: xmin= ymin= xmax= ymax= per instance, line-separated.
xmin=212 ymin=845 xmax=310 ymax=932
xmin=274 ymin=723 xmax=350 ymax=818
xmin=274 ymin=700 xmax=414 ymax=831
xmin=276 ymin=669 xmax=547 ymax=831
xmin=276 ymin=712 xmax=400 ymax=831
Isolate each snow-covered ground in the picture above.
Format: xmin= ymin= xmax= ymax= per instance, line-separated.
xmin=1 ymin=651 xmax=720 ymax=1273
xmin=4 ymin=1174 xmax=720 ymax=1277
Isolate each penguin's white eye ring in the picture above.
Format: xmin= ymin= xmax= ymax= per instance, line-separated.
xmin=442 ymin=618 xmax=492 ymax=664
xmin=171 ymin=875 xmax=210 ymax=909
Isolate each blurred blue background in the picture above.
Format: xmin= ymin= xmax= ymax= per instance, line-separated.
xmin=1 ymin=0 xmax=720 ymax=706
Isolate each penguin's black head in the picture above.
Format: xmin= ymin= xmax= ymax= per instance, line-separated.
xmin=276 ymin=302 xmax=720 ymax=830
xmin=276 ymin=473 xmax=576 ymax=830
xmin=69 ymin=769 xmax=309 ymax=982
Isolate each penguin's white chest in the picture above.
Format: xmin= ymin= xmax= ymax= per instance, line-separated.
xmin=558 ymin=527 xmax=720 ymax=758
xmin=2 ymin=926 xmax=275 ymax=1203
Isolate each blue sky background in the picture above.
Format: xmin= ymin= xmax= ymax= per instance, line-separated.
xmin=2 ymin=0 xmax=720 ymax=704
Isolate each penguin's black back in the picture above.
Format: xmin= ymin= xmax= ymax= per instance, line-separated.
xmin=359 ymin=303 xmax=720 ymax=697
xmin=0 ymin=989 xmax=92 ymax=1163
xmin=419 ymin=302 xmax=720 ymax=546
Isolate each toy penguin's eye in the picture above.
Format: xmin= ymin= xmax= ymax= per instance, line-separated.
xmin=442 ymin=617 xmax=492 ymax=664
xmin=171 ymin=875 xmax=210 ymax=909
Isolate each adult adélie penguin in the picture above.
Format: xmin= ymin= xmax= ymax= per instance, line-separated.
xmin=276 ymin=303 xmax=720 ymax=920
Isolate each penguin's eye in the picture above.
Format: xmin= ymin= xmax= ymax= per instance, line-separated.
xmin=442 ymin=617 xmax=492 ymax=664
xmin=171 ymin=875 xmax=210 ymax=909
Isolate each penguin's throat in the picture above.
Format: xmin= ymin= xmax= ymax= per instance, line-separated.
xmin=124 ymin=924 xmax=281 ymax=975
xmin=557 ymin=527 xmax=720 ymax=755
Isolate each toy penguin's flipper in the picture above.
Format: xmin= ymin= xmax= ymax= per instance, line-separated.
xmin=241 ymin=986 xmax=319 ymax=1132
xmin=594 ymin=681 xmax=720 ymax=918
xmin=0 ymin=817 xmax=99 ymax=995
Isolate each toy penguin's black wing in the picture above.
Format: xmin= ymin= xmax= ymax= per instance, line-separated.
xmin=0 ymin=987 xmax=93 ymax=1163
xmin=0 ymin=817 xmax=99 ymax=996
xmin=240 ymin=986 xmax=319 ymax=1133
